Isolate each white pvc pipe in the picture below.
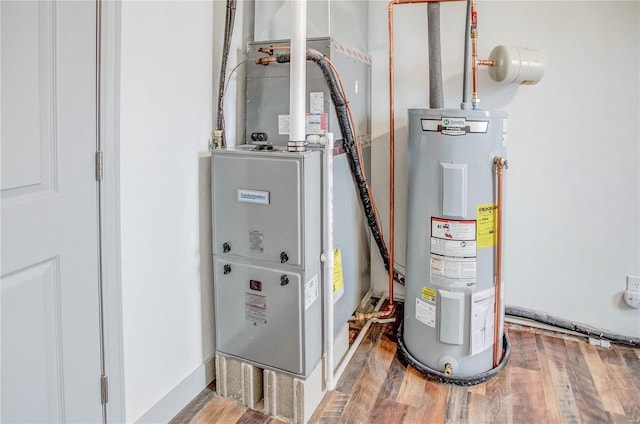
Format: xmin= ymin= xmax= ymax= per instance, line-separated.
xmin=322 ymin=133 xmax=335 ymax=390
xmin=289 ymin=0 xmax=306 ymax=145
xmin=332 ymin=294 xmax=388 ymax=386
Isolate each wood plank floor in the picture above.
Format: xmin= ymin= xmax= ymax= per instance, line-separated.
xmin=171 ymin=310 xmax=640 ymax=424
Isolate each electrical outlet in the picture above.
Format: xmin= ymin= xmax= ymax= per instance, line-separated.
xmin=624 ymin=290 xmax=640 ymax=309
xmin=627 ymin=275 xmax=640 ymax=292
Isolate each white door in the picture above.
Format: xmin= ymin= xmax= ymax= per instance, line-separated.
xmin=1 ymin=1 xmax=104 ymax=422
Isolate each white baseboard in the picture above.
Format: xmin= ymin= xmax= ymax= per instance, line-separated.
xmin=136 ymin=357 xmax=215 ymax=424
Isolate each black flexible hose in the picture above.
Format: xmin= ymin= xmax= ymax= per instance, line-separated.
xmin=397 ymin=321 xmax=511 ymax=386
xmin=276 ymin=51 xmax=398 ymax=281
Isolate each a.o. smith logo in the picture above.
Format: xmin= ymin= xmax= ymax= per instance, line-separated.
xmin=443 ymin=118 xmax=465 ymax=127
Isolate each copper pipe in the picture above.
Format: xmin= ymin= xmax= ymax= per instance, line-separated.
xmin=471 ymin=0 xmax=479 ymax=108
xmin=254 ymin=56 xmax=276 ymax=65
xmin=348 ymin=308 xmax=395 ymax=323
xmin=387 ymin=2 xmax=395 ymax=311
xmin=258 ymin=45 xmax=291 ymax=55
xmin=387 ymin=0 xmax=465 ymax=311
xmin=470 ymin=1 xmax=496 ymax=105
xmin=492 ymin=157 xmax=507 ymax=367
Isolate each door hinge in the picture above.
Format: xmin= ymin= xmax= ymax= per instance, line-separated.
xmin=95 ymin=151 xmax=104 ymax=181
xmin=101 ymin=375 xmax=109 ymax=404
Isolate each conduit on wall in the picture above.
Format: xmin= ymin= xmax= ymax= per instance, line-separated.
xmin=215 ymin=0 xmax=237 ymax=147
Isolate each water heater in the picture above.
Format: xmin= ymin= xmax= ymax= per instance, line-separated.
xmin=399 ymin=108 xmax=509 ymax=384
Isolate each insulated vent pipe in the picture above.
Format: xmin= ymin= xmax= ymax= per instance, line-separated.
xmin=427 ymin=2 xmax=444 ymax=109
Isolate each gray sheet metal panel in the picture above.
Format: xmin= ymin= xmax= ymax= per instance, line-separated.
xmin=245 ymin=38 xmax=370 ymax=147
xmin=254 ymin=1 xmax=330 ymax=45
xmin=212 ymin=146 xmax=321 ymax=268
xmin=331 ymin=152 xmax=370 ymax=335
xmin=328 ymin=42 xmax=371 ymax=146
xmin=403 ymin=108 xmax=507 ymax=377
xmin=213 ymin=256 xmax=322 ymax=377
xmin=253 ymin=1 xmax=368 ymax=53
xmin=246 ymin=39 xmax=331 ymax=145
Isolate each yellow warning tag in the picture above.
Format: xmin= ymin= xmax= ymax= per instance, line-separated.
xmin=333 ymin=248 xmax=344 ymax=294
xmin=421 ymin=287 xmax=436 ymax=303
xmin=477 ymin=203 xmax=498 ymax=248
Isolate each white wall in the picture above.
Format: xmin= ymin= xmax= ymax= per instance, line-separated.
xmin=369 ymin=1 xmax=640 ymax=337
xmin=119 ymin=2 xmax=214 ymax=421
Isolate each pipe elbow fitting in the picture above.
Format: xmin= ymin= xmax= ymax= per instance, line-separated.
xmin=493 ymin=156 xmax=508 ymax=169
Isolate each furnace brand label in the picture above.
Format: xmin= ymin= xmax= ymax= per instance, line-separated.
xmin=237 ymin=189 xmax=270 ymax=205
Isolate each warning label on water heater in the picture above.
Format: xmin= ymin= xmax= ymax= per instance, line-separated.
xmin=430 ymin=256 xmax=476 ymax=288
xmin=477 ymin=203 xmax=498 ymax=249
xmin=431 ymin=218 xmax=476 ymax=241
xmin=430 ymin=217 xmax=477 ymax=287
xmin=416 ymin=297 xmax=436 ymax=328
xmin=471 ymin=288 xmax=495 ymax=356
